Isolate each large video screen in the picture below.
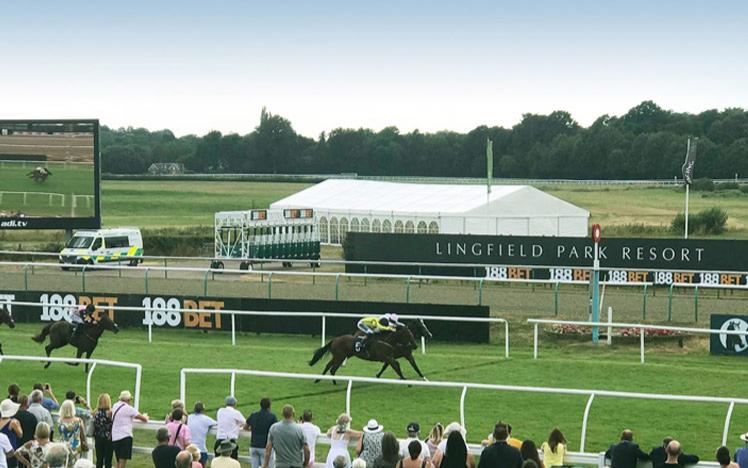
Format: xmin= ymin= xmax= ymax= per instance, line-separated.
xmin=0 ymin=120 xmax=100 ymax=230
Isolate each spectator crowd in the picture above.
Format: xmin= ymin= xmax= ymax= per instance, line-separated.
xmin=3 ymin=383 xmax=748 ymax=468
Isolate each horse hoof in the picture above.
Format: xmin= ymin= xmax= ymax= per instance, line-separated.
xmin=314 ymin=379 xmax=320 ymax=384
xmin=422 ymin=377 xmax=429 ymax=382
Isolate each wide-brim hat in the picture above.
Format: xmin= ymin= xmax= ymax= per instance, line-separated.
xmin=0 ymin=399 xmax=20 ymax=418
xmin=364 ymin=419 xmax=383 ymax=433
xmin=740 ymin=432 xmax=748 ymax=442
xmin=119 ymin=390 xmax=132 ymax=401
xmin=216 ymin=439 xmax=237 ymax=454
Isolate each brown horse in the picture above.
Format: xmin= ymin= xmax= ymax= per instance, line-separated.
xmin=309 ymin=323 xmax=419 ymax=382
xmin=0 ymin=305 xmax=16 ymax=355
xmin=357 ymin=319 xmax=433 ymax=380
xmin=32 ymin=314 xmax=119 ymax=372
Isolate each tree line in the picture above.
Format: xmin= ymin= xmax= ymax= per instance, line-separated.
xmin=101 ymin=102 xmax=748 ymax=179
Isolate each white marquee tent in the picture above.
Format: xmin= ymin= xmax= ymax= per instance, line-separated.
xmin=271 ymin=179 xmax=590 ymax=244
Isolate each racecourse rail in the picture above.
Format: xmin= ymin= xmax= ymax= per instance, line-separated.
xmin=2 ymin=258 xmax=747 ymax=321
xmin=3 ymin=300 xmax=510 ymax=358
xmin=0 ymin=354 xmax=142 ymax=411
xmin=527 ymin=318 xmax=748 ymax=364
xmin=179 ymin=368 xmax=747 ymax=452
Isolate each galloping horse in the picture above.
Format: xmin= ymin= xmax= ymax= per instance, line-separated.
xmin=356 ymin=318 xmax=433 ymax=380
xmin=309 ymin=321 xmax=424 ymax=382
xmin=32 ymin=313 xmax=119 ymax=372
xmin=26 ymin=166 xmax=52 ymax=182
xmin=0 ymin=305 xmax=16 ymax=355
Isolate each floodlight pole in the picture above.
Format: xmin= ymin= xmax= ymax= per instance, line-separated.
xmin=592 ymin=243 xmax=600 ymax=343
xmin=684 ymin=184 xmax=690 ymax=239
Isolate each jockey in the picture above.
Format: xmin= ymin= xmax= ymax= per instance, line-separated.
xmin=71 ymin=304 xmax=97 ymax=338
xmin=355 ymin=313 xmax=404 ymax=352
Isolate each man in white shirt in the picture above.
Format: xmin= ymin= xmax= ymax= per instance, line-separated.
xmin=299 ymin=410 xmax=321 ymax=468
xmin=187 ymin=401 xmax=216 ymax=466
xmin=0 ymin=432 xmax=15 ymax=468
xmin=215 ymin=396 xmax=246 ymax=460
xmin=399 ymin=422 xmax=430 ymax=461
xmin=111 ymin=390 xmax=149 ymax=468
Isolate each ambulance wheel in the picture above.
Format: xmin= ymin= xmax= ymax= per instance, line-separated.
xmin=239 ymin=261 xmax=250 ymax=271
xmin=282 ymin=262 xmax=292 ymax=268
xmin=128 ymin=259 xmax=139 ymax=267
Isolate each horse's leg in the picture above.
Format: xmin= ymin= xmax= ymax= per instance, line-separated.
xmin=376 ymin=363 xmax=389 ymax=378
xmin=389 ymin=359 xmax=407 ymax=380
xmin=44 ymin=344 xmax=54 ymax=368
xmin=404 ymin=353 xmax=427 ymax=381
xmin=314 ymin=359 xmax=335 ymax=384
xmin=0 ymin=341 xmax=3 ymax=356
xmin=67 ymin=347 xmax=84 ymax=367
xmin=329 ymin=356 xmax=347 ymax=386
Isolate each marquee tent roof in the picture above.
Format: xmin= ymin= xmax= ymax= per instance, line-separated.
xmin=271 ymin=179 xmax=589 ymax=217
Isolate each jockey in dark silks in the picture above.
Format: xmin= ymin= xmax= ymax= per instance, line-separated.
xmin=71 ymin=304 xmax=98 ymax=339
xmin=354 ymin=313 xmax=404 ymax=353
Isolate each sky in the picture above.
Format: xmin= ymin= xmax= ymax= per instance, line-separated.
xmin=1 ymin=0 xmax=747 ymax=138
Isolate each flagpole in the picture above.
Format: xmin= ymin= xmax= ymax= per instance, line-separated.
xmin=486 ymin=139 xmax=493 ymax=234
xmin=684 ymin=183 xmax=689 ymax=239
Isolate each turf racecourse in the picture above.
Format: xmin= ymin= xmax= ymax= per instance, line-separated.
xmin=2 ymin=323 xmax=747 ymax=466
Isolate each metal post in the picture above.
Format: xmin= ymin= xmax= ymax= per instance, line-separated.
xmin=722 ymin=401 xmax=735 ymax=446
xmin=231 ymin=313 xmax=236 ymax=346
xmin=533 ymin=323 xmax=538 ymax=359
xmin=118 ymin=259 xmax=122 ymax=278
xmin=85 ymin=363 xmax=97 ymax=409
xmin=554 ymin=282 xmax=560 ymax=315
xmin=335 ymin=274 xmax=340 ymax=301
xmin=230 ymin=371 xmax=236 ymax=397
xmin=268 ymin=272 xmax=273 ymax=299
xmin=580 ymin=393 xmax=596 ymax=452
xmin=133 ymin=365 xmax=142 ymax=412
xmin=504 ymin=321 xmax=510 ymax=358
xmin=144 ymin=268 xmax=150 ymax=295
xmin=363 ymin=264 xmax=367 ymax=286
xmin=345 ymin=380 xmax=353 ymax=416
xmin=478 ymin=278 xmax=484 ymax=306
xmin=459 ymin=386 xmax=468 ymax=431
xmin=642 ymin=284 xmax=648 ymax=320
xmin=694 ymin=286 xmax=699 ymax=322
xmin=640 ymin=328 xmax=645 ymax=364
xmin=321 ymin=316 xmax=327 ymax=347
xmin=148 ymin=321 xmax=152 ymax=343
xmin=81 ymin=265 xmax=87 ymax=293
xmin=591 ymin=242 xmax=600 ymax=343
xmin=405 ymin=276 xmax=411 ymax=303
xmin=164 ymin=259 xmax=168 ymax=279
xmin=668 ymin=284 xmax=674 ymax=321
xmin=607 ymin=307 xmax=613 ymax=346
xmin=23 ymin=266 xmax=28 ymax=291
xmin=203 ymin=270 xmax=210 ymax=296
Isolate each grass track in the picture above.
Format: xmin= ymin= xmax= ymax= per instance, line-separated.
xmin=2 ymin=323 xmax=747 ymax=466
xmin=0 ymin=163 xmax=94 ymax=217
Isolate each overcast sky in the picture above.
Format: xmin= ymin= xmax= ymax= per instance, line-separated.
xmin=1 ymin=0 xmax=746 ymax=137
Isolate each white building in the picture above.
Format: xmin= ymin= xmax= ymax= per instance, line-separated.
xmin=271 ymin=179 xmax=590 ymax=244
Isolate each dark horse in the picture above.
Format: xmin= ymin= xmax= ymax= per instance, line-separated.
xmin=309 ymin=320 xmax=427 ymax=382
xmin=0 ymin=305 xmax=16 ymax=355
xmin=32 ymin=314 xmax=119 ymax=372
xmin=356 ymin=318 xmax=433 ymax=380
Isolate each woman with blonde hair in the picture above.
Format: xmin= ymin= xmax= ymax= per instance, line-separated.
xmin=93 ymin=393 xmax=113 ymax=468
xmin=185 ymin=444 xmax=203 ymax=468
xmin=16 ymin=422 xmax=53 ymax=468
xmin=59 ymin=400 xmax=86 ymax=463
xmin=326 ymin=414 xmax=363 ymax=468
xmin=426 ymin=424 xmax=444 ymax=459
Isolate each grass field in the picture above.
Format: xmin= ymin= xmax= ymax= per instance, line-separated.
xmin=1 ymin=323 xmax=747 ymax=467
xmin=0 ymin=162 xmax=95 ymax=217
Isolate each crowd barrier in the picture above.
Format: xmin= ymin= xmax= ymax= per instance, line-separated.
xmin=178 ymin=368 xmax=748 ymax=451
xmin=0 ymin=354 xmax=142 ymax=411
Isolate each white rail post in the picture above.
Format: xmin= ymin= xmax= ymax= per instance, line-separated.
xmin=421 ymin=336 xmax=426 ymax=355
xmin=640 ymin=328 xmax=645 ymax=364
xmin=533 ymin=323 xmax=538 ymax=359
xmin=459 ymin=386 xmax=468 ymax=431
xmin=580 ymin=393 xmax=596 ymax=452
xmin=134 ymin=365 xmax=142 ymax=412
xmin=722 ymin=401 xmax=735 ymax=446
xmin=231 ymin=313 xmax=236 ymax=346
xmin=504 ymin=321 xmax=510 ymax=358
xmin=148 ymin=321 xmax=152 ymax=343
xmin=607 ymin=307 xmax=613 ymax=346
xmin=86 ymin=363 xmax=97 ymax=407
xmin=345 ymin=380 xmax=353 ymax=416
xmin=321 ymin=316 xmax=327 ymax=347
xmin=230 ymin=371 xmax=236 ymax=397
xmin=179 ymin=370 xmax=186 ymax=405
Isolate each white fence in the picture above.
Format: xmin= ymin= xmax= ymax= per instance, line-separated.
xmin=0 ymin=354 xmax=142 ymax=411
xmin=179 ymin=368 xmax=747 ymax=452
xmin=0 ymin=191 xmax=65 ymax=207
xmin=4 ymin=300 xmax=510 ymax=359
xmin=528 ymin=319 xmax=748 ymax=364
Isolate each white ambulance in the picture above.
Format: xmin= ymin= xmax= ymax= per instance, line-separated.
xmin=59 ymin=228 xmax=143 ymax=268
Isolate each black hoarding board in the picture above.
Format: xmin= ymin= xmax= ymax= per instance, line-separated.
xmin=345 ymin=233 xmax=748 ymax=286
xmin=0 ymin=119 xmax=101 ymax=230
xmin=710 ymin=315 xmax=748 ymax=356
xmin=0 ymin=290 xmax=489 ymax=343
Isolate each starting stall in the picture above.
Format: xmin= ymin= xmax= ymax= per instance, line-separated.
xmin=212 ymin=208 xmax=320 ymax=269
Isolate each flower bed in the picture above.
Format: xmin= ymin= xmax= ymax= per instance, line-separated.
xmin=545 ymin=323 xmax=686 ymax=344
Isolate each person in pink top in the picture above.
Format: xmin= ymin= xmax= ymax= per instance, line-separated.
xmin=167 ymin=409 xmax=192 ymax=449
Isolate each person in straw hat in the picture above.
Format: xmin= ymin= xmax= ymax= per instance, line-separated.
xmin=356 ymin=419 xmax=384 ymax=468
xmin=0 ymin=399 xmax=22 ymax=468
xmin=735 ymin=432 xmax=748 ymax=468
xmin=110 ymin=391 xmax=148 ymax=468
xmin=213 ymin=440 xmax=240 ymax=468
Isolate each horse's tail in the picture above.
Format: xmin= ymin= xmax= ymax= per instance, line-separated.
xmin=32 ymin=323 xmax=52 ymax=343
xmin=309 ymin=340 xmax=333 ymax=366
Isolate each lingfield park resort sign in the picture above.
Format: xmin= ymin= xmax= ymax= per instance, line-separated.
xmin=345 ymin=233 xmax=748 ymax=286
